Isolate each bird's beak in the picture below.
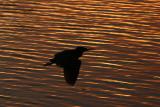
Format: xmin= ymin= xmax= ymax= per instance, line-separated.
xmin=87 ymin=46 xmax=97 ymax=51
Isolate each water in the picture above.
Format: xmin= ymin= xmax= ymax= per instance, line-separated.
xmin=0 ymin=0 xmax=160 ymax=106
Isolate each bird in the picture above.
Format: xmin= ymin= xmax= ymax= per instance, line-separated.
xmin=44 ymin=46 xmax=90 ymax=86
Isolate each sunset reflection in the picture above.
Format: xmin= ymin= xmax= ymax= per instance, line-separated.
xmin=0 ymin=0 xmax=159 ymax=106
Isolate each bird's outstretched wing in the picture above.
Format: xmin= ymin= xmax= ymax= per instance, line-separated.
xmin=63 ymin=60 xmax=81 ymax=86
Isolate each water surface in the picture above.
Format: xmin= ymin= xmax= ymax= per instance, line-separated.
xmin=0 ymin=0 xmax=160 ymax=107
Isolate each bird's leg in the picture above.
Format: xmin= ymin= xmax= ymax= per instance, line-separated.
xmin=44 ymin=62 xmax=53 ymax=66
xmin=44 ymin=58 xmax=55 ymax=66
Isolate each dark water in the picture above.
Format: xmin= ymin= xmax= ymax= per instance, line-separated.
xmin=0 ymin=0 xmax=160 ymax=106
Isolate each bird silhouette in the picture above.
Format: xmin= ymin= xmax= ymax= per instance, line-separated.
xmin=44 ymin=47 xmax=90 ymax=86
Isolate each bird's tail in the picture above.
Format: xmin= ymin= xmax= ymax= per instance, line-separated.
xmin=44 ymin=59 xmax=55 ymax=66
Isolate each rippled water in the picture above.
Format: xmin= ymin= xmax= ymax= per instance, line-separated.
xmin=0 ymin=0 xmax=160 ymax=106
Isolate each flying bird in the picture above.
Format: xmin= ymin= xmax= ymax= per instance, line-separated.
xmin=44 ymin=46 xmax=90 ymax=86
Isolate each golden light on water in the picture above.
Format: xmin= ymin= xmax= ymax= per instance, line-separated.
xmin=0 ymin=0 xmax=160 ymax=106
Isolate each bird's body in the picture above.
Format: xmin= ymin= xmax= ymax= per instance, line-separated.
xmin=44 ymin=47 xmax=89 ymax=86
xmin=51 ymin=49 xmax=81 ymax=67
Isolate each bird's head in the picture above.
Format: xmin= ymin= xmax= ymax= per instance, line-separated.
xmin=75 ymin=46 xmax=91 ymax=52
